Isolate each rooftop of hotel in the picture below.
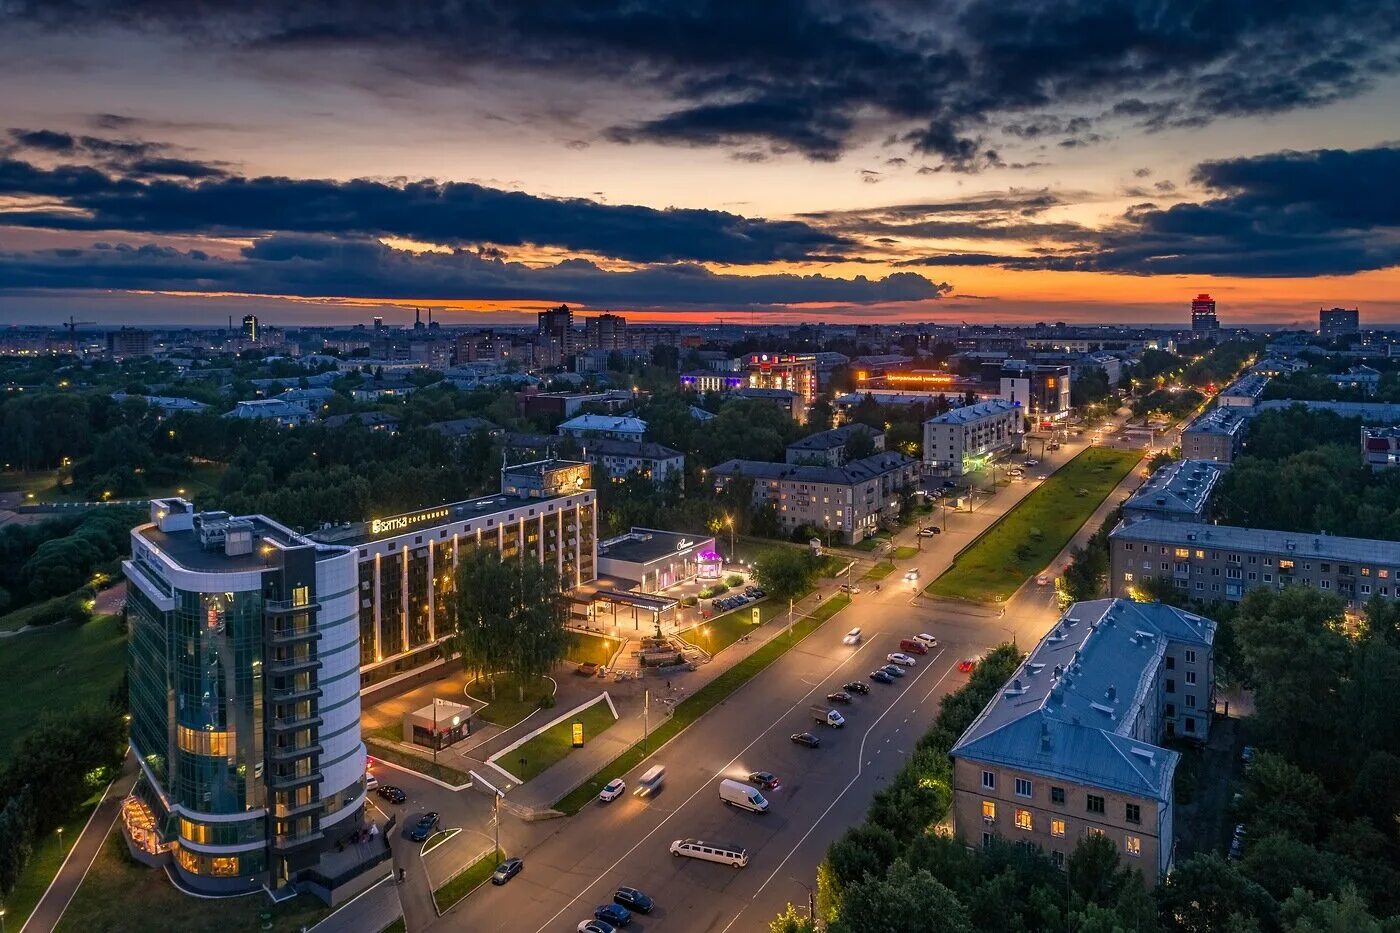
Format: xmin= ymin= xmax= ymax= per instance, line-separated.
xmin=951 ymin=599 xmax=1216 ymax=799
xmin=138 ymin=499 xmax=338 ymax=572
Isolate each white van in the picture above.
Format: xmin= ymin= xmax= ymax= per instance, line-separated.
xmin=670 ymin=838 xmax=749 ymax=868
xmin=636 ymin=765 xmax=665 ymax=797
xmin=719 ymin=779 xmax=769 ymax=813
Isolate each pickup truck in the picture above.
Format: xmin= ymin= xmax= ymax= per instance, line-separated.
xmin=809 ymin=705 xmax=845 ymax=728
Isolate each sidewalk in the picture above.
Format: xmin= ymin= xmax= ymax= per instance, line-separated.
xmin=22 ymin=751 xmax=137 ymax=933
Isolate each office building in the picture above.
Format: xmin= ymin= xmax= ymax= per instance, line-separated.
xmin=742 ymin=353 xmax=817 ymax=404
xmin=310 ymin=460 xmax=597 ymax=687
xmin=923 ymin=398 xmax=1024 ymax=475
xmin=785 ymin=424 xmax=885 ymax=466
xmin=584 ymin=313 xmax=628 ymax=350
xmin=999 ymin=361 xmax=1071 ymax=423
xmin=1109 ymin=519 xmax=1400 ymax=608
xmin=1216 ymin=374 xmax=1269 ymax=409
xmin=951 ymin=599 xmax=1217 ymax=886
xmin=1319 ymin=307 xmax=1360 ymax=339
xmin=710 ymin=452 xmax=920 ymax=544
xmin=1363 ymin=426 xmax=1400 ymax=471
xmin=1122 ymin=460 xmax=1225 ymax=524
xmin=106 ymin=327 xmax=155 ymax=360
xmin=1190 ymin=294 xmax=1219 ymax=337
xmin=579 ymin=438 xmax=685 ymax=485
xmin=121 ymin=499 xmax=370 ymax=898
xmin=1180 ymin=408 xmax=1248 ymax=463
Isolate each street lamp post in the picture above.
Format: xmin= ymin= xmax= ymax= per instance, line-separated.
xmin=492 ymin=791 xmax=502 ymax=859
xmin=643 ymin=689 xmax=650 ymax=753
xmin=725 ymin=516 xmax=735 ymax=563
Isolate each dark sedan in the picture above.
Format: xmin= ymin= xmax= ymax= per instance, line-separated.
xmin=595 ymin=903 xmax=632 ymax=927
xmin=826 ymin=691 xmax=852 ymax=704
xmin=790 ymin=732 xmax=821 ymax=748
xmin=869 ymin=669 xmax=895 ymax=684
xmin=407 ymin=812 xmax=440 ymax=842
xmin=375 ymin=785 xmax=406 ymax=805
xmin=746 ymin=771 xmax=781 ymax=790
xmin=613 ymin=886 xmax=654 ymax=913
xmin=844 ymin=681 xmax=870 ymax=695
xmin=491 ymin=857 xmax=523 ymax=885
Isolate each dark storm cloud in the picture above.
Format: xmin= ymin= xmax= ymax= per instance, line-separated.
xmin=799 ymin=190 xmax=1091 ymax=244
xmin=895 ymin=146 xmax=1400 ymax=276
xmin=8 ymin=1 xmax=1396 ymax=169
xmin=0 ymin=154 xmax=848 ymax=264
xmin=6 ymin=128 xmax=230 ymax=178
xmin=0 ymin=235 xmax=950 ymax=308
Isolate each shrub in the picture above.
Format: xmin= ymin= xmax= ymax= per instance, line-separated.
xmin=724 ymin=573 xmax=745 ymax=588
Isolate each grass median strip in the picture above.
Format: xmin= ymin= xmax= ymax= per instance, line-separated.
xmin=433 ymin=847 xmax=503 ymax=915
xmin=926 ymin=446 xmax=1141 ymax=603
xmin=510 ymin=698 xmax=617 ymax=782
xmin=554 ymin=593 xmax=851 ymax=815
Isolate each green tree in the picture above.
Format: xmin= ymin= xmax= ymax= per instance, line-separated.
xmin=827 ymin=822 xmax=902 ymax=890
xmin=769 ymin=904 xmax=817 ymax=933
xmin=833 ymin=860 xmax=971 ymax=933
xmin=1069 ymin=831 xmax=1130 ymax=908
xmin=1242 ymin=752 xmax=1329 ymax=842
xmin=1157 ymin=853 xmax=1276 ymax=933
xmin=1240 ymin=833 xmax=1338 ymax=903
xmin=448 ymin=549 xmax=569 ymax=701
xmin=843 ymin=428 xmax=876 ymax=463
xmin=1280 ymin=886 xmax=1383 ymax=933
xmin=753 ymin=547 xmax=816 ymax=602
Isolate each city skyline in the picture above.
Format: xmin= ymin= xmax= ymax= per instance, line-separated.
xmin=1 ymin=3 xmax=1398 ymax=326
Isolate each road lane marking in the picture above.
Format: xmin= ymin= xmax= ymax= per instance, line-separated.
xmin=718 ymin=653 xmax=958 ymax=933
xmin=528 ymin=638 xmax=879 ymax=933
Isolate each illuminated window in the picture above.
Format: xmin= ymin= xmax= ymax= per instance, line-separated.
xmin=1174 ymin=548 xmax=1190 ymax=559
xmin=1015 ymin=809 xmax=1033 ymax=831
xmin=1125 ymin=835 xmax=1142 ymax=857
xmin=177 ymin=726 xmax=231 ymax=757
xmin=291 ymin=585 xmax=310 ymax=607
xmin=1051 ymin=819 xmax=1066 ymax=837
xmin=982 ymin=800 xmax=996 ymax=822
xmin=180 ymin=818 xmax=209 ymax=845
xmin=1087 ymin=827 xmax=1105 ymax=838
xmin=1279 ymin=559 xmax=1295 ymax=571
xmin=1194 ymin=550 xmax=1205 ymax=559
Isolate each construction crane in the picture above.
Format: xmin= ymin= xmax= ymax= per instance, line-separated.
xmin=62 ymin=315 xmax=94 ymax=353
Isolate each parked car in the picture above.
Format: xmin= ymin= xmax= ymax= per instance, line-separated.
xmin=578 ymin=922 xmax=614 ymax=933
xmin=376 ymin=785 xmax=407 ymax=805
xmin=595 ymin=904 xmax=632 ymax=927
xmin=492 ymin=856 xmax=523 ymax=885
xmin=957 ymin=658 xmax=977 ymax=672
xmin=887 ymin=652 xmax=917 ymax=666
xmin=942 ymin=480 xmax=958 ymax=488
xmin=613 ymin=887 xmax=654 ymax=913
xmin=1037 ymin=573 xmax=1051 ymax=586
xmin=917 ymin=527 xmax=939 ymax=537
xmin=904 ymin=569 xmax=920 ymax=582
xmin=881 ymin=664 xmax=906 ymax=678
xmin=842 ymin=627 xmax=862 ymax=645
xmin=790 ymin=732 xmax=821 ymax=748
xmin=747 ymin=771 xmax=781 ymax=790
xmin=898 ymin=639 xmax=927 ymax=655
xmin=913 ymin=633 xmax=938 ymax=648
xmin=1025 ymin=458 xmax=1040 ymax=466
xmin=408 ymin=812 xmax=440 ymax=842
xmin=839 ymin=584 xmax=861 ymax=594
xmin=598 ymin=778 xmax=626 ymax=803
xmin=844 ymin=680 xmax=870 ymax=694
xmin=869 ymin=669 xmax=895 ymax=684
xmin=826 ymin=691 xmax=852 ymax=704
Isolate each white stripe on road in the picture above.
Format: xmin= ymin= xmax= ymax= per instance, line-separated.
xmin=718 ymin=653 xmax=957 ymax=933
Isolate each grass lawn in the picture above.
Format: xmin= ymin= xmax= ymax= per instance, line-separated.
xmin=0 ymin=468 xmax=59 ymax=497
xmin=56 ymin=831 xmax=332 ymax=933
xmin=0 ymin=614 xmax=126 ymax=757
xmin=433 ymin=847 xmax=502 ymax=914
xmin=508 ymin=699 xmax=617 ymax=782
xmin=0 ymin=462 xmax=228 ymax=504
xmin=467 ymin=672 xmax=556 ymax=727
xmin=364 ymin=738 xmax=473 ymax=787
xmin=555 ymin=593 xmax=851 ymax=814
xmin=862 ymin=562 xmax=894 ymax=581
xmin=893 ymin=545 xmax=919 ymax=560
xmin=926 ymin=447 xmax=1141 ymax=603
xmin=4 ymin=788 xmax=104 ymax=930
xmin=852 ymin=531 xmax=891 ymax=552
xmin=0 ymin=594 xmax=83 ymax=633
xmin=566 ymin=631 xmax=620 ymax=667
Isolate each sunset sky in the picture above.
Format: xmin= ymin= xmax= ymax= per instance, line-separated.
xmin=1 ymin=2 xmax=1398 ymax=328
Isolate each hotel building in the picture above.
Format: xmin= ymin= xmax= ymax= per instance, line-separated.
xmin=951 ymin=599 xmax=1217 ymax=886
xmin=122 ymin=499 xmax=369 ymax=898
xmin=309 ymin=460 xmax=597 ymax=688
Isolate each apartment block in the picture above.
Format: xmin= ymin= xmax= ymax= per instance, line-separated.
xmin=1216 ymin=374 xmax=1269 ymax=409
xmin=1121 ymin=460 xmax=1225 ymax=524
xmin=1363 ymin=426 xmax=1400 ymax=471
xmin=579 ymin=437 xmax=685 ymax=485
xmin=710 ymin=451 xmax=920 ymax=544
xmin=1109 ymin=518 xmax=1400 ymax=608
xmin=951 ymin=599 xmax=1218 ymax=886
xmin=785 ymin=424 xmax=886 ymax=466
xmin=1180 ymin=408 xmax=1248 ymax=463
xmin=923 ymin=398 xmax=1024 ymax=474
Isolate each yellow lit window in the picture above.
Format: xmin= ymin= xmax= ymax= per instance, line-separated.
xmin=1174 ymin=548 xmax=1190 ymax=559
xmin=177 ymin=725 xmax=232 ymax=757
xmin=1051 ymin=819 xmax=1066 ymax=837
xmin=1279 ymin=559 xmax=1295 ymax=570
xmin=1015 ymin=809 xmax=1033 ymax=831
xmin=1125 ymin=835 xmax=1142 ymax=857
xmin=291 ymin=585 xmax=310 ymax=606
xmin=211 ymin=856 xmax=240 ymax=876
xmin=982 ymin=800 xmax=996 ymax=822
xmin=1194 ymin=550 xmax=1205 ymax=559
xmin=1087 ymin=827 xmax=1105 ymax=838
xmin=179 ymin=818 xmax=210 ymax=845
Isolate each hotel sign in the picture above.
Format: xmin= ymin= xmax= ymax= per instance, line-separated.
xmin=370 ymin=506 xmax=451 ymax=537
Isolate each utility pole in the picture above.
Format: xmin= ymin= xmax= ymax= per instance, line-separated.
xmin=493 ymin=791 xmax=501 ymax=858
xmin=787 ymin=597 xmax=794 ymax=640
xmin=643 ymin=689 xmax=650 ymax=752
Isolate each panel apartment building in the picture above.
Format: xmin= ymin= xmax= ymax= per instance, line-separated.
xmin=1180 ymin=407 xmax=1248 ymax=463
xmin=923 ymin=398 xmax=1024 ymax=475
xmin=122 ymin=499 xmax=370 ymax=899
xmin=951 ymin=599 xmax=1218 ymax=886
xmin=309 ymin=460 xmax=597 ymax=688
xmin=1109 ymin=519 xmax=1400 ymax=608
xmin=710 ymin=451 xmax=920 ymax=544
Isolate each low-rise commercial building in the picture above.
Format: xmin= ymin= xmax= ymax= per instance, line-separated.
xmin=951 ymin=598 xmax=1217 ymax=886
xmin=923 ymin=398 xmax=1024 ymax=475
xmin=785 ymin=424 xmax=885 ymax=465
xmin=710 ymin=451 xmax=920 ymax=544
xmin=679 ymin=370 xmax=745 ymax=394
xmin=597 ymin=528 xmax=718 ymax=591
xmin=122 ymin=499 xmax=372 ymax=899
xmin=309 ymin=460 xmax=597 ymax=687
xmin=1121 ymin=460 xmax=1225 ymax=524
xmin=1109 ymin=518 xmax=1400 ymax=608
xmin=580 ymin=438 xmax=685 ymax=484
xmin=1181 ymin=408 xmax=1248 ymax=463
